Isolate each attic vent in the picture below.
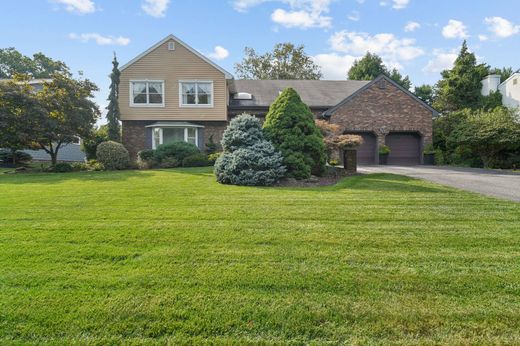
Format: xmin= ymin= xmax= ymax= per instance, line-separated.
xmin=168 ymin=41 xmax=175 ymax=51
xmin=514 ymin=78 xmax=518 ymax=85
xmin=378 ymin=79 xmax=387 ymax=89
xmin=234 ymin=92 xmax=253 ymax=100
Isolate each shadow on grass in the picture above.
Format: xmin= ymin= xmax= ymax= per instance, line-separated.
xmin=0 ymin=169 xmax=154 ymax=185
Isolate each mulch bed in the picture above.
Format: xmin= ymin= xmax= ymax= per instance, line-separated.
xmin=276 ymin=167 xmax=360 ymax=187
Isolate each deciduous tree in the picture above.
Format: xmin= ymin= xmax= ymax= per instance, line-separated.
xmin=347 ymin=52 xmax=412 ymax=89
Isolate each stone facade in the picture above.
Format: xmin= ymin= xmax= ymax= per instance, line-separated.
xmin=326 ymin=78 xmax=433 ymax=163
xmin=201 ymin=121 xmax=227 ymax=151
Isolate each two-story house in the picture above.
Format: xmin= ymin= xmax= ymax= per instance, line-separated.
xmin=481 ymin=72 xmax=520 ymax=108
xmin=120 ymin=35 xmax=436 ymax=165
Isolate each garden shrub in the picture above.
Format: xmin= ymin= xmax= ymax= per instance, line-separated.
xmin=207 ymin=152 xmax=222 ymax=165
xmin=87 ymin=160 xmax=105 ymax=171
xmin=263 ymin=88 xmax=326 ymax=179
xmin=71 ymin=162 xmax=88 ymax=171
xmin=215 ymin=114 xmax=285 ymax=186
xmin=379 ymin=145 xmax=391 ymax=155
xmin=205 ymin=135 xmax=218 ymax=154
xmin=159 ymin=157 xmax=180 ymax=169
xmin=96 ymin=141 xmax=130 ymax=170
xmin=53 ymin=162 xmax=73 ymax=173
xmin=81 ymin=125 xmax=109 ymax=160
xmin=137 ymin=149 xmax=156 ymax=169
xmin=153 ymin=142 xmax=200 ymax=163
xmin=182 ymin=153 xmax=210 ymax=167
xmin=0 ymin=150 xmax=32 ymax=165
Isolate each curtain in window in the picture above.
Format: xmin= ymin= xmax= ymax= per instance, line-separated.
xmin=182 ymin=83 xmax=196 ymax=104
xmin=148 ymin=82 xmax=163 ymax=104
xmin=197 ymin=83 xmax=212 ymax=105
xmin=133 ymin=82 xmax=147 ymax=104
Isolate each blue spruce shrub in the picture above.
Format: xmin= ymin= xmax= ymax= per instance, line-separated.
xmin=215 ymin=114 xmax=285 ymax=186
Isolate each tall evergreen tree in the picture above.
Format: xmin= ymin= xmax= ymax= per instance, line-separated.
xmin=106 ymin=53 xmax=121 ymax=142
xmin=433 ymin=41 xmax=489 ymax=112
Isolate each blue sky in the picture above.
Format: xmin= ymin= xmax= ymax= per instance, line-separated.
xmin=1 ymin=0 xmax=519 ymax=121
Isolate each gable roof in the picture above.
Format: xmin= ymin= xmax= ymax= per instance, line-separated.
xmin=499 ymin=72 xmax=520 ymax=87
xmin=229 ymin=79 xmax=370 ymax=109
xmin=322 ymin=74 xmax=438 ymax=117
xmin=120 ymin=34 xmax=234 ymax=79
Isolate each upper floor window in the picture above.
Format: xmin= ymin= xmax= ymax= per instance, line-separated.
xmin=180 ymin=81 xmax=213 ymax=107
xmin=130 ymin=81 xmax=164 ymax=107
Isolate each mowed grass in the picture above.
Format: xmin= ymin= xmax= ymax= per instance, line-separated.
xmin=0 ymin=168 xmax=519 ymax=345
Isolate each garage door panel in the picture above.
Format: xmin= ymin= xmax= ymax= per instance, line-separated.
xmin=386 ymin=133 xmax=421 ymax=165
xmin=345 ymin=132 xmax=376 ymax=165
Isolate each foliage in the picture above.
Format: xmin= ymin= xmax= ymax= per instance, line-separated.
xmin=235 ymin=43 xmax=322 ymax=80
xmin=0 ymin=150 xmax=32 ymax=165
xmin=86 ymin=159 xmax=105 ymax=171
xmin=158 ymin=157 xmax=180 ymax=169
xmin=480 ymin=90 xmax=503 ymax=111
xmin=215 ymin=114 xmax=285 ymax=186
xmin=137 ymin=149 xmax=155 ymax=162
xmin=153 ymin=141 xmax=200 ymax=164
xmin=96 ymin=141 xmax=130 ymax=170
xmin=205 ymin=135 xmax=218 ymax=154
xmin=106 ymin=54 xmax=121 ymax=142
xmin=329 ymin=159 xmax=339 ymax=166
xmin=490 ymin=66 xmax=514 ymax=82
xmin=0 ymin=48 xmax=69 ymax=78
xmin=454 ymin=107 xmax=520 ymax=168
xmin=0 ymin=79 xmax=45 ymax=164
xmin=347 ymin=52 xmax=412 ymax=89
xmin=379 ymin=145 xmax=391 ymax=155
xmin=81 ymin=125 xmax=109 ymax=160
xmin=182 ymin=153 xmax=210 ymax=167
xmin=423 ymin=144 xmax=436 ymax=155
xmin=71 ymin=162 xmax=89 ymax=171
xmin=35 ymin=73 xmax=100 ymax=165
xmin=263 ymin=88 xmax=326 ymax=179
xmin=434 ymin=41 xmax=490 ymax=112
xmin=414 ymin=84 xmax=434 ymax=106
xmin=53 ymin=162 xmax=73 ymax=173
xmin=207 ymin=152 xmax=222 ymax=165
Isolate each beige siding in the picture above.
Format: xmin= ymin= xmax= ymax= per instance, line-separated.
xmin=120 ymin=39 xmax=228 ymax=121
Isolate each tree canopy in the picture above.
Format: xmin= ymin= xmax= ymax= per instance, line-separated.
xmin=347 ymin=52 xmax=411 ymax=89
xmin=414 ymin=85 xmax=434 ymax=106
xmin=106 ymin=54 xmax=121 ymax=142
xmin=433 ymin=41 xmax=490 ymax=112
xmin=235 ymin=43 xmax=322 ymax=80
xmin=0 ymin=48 xmax=69 ymax=78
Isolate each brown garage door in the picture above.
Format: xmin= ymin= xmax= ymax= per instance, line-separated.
xmin=346 ymin=132 xmax=376 ymax=165
xmin=385 ymin=132 xmax=421 ymax=165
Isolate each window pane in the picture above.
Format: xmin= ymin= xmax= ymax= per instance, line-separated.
xmin=197 ymin=83 xmax=212 ymax=104
xmin=149 ymin=94 xmax=163 ymax=104
xmin=162 ymin=128 xmax=185 ymax=144
xmin=133 ymin=93 xmax=147 ymax=104
xmin=148 ymin=82 xmax=162 ymax=94
xmin=132 ymin=82 xmax=148 ymax=104
xmin=182 ymin=83 xmax=197 ymax=105
xmin=153 ymin=128 xmax=161 ymax=148
xmin=187 ymin=128 xmax=197 ymax=145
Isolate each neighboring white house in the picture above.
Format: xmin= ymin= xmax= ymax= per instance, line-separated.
xmin=481 ymin=72 xmax=520 ymax=108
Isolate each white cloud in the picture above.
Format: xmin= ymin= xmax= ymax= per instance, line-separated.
xmin=207 ymin=46 xmax=230 ymax=60
xmin=68 ymin=33 xmax=130 ymax=46
xmin=312 ymin=53 xmax=359 ymax=79
xmin=347 ymin=11 xmax=360 ymax=22
xmin=404 ymin=21 xmax=420 ymax=32
xmin=142 ymin=0 xmax=170 ymax=17
xmin=484 ymin=16 xmax=520 ymax=38
xmin=478 ymin=34 xmax=488 ymax=41
xmin=423 ymin=49 xmax=457 ymax=74
xmin=442 ymin=19 xmax=468 ymax=39
xmin=328 ymin=30 xmax=424 ymax=69
xmin=51 ymin=0 xmax=96 ymax=14
xmin=392 ymin=0 xmax=409 ymax=10
xmin=233 ymin=0 xmax=332 ymax=29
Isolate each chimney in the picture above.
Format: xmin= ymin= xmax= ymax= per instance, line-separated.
xmin=481 ymin=74 xmax=501 ymax=96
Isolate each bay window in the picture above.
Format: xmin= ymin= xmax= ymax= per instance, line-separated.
xmin=180 ymin=81 xmax=213 ymax=107
xmin=130 ymin=80 xmax=164 ymax=106
xmin=150 ymin=126 xmax=200 ymax=149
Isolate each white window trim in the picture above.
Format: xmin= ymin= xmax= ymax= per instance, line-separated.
xmin=152 ymin=127 xmax=198 ymax=149
xmin=130 ymin=80 xmax=165 ymax=107
xmin=179 ymin=80 xmax=214 ymax=108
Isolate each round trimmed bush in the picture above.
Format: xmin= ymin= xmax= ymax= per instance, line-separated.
xmin=215 ymin=114 xmax=286 ymax=186
xmin=182 ymin=153 xmax=210 ymax=167
xmin=153 ymin=142 xmax=200 ymax=163
xmin=53 ymin=162 xmax=73 ymax=173
xmin=96 ymin=141 xmax=130 ymax=170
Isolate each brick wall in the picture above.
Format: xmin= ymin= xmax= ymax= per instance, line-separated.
xmin=328 ymin=79 xmax=433 ymax=147
xmin=122 ymin=120 xmax=151 ymax=160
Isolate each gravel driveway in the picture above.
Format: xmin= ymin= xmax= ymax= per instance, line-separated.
xmin=359 ymin=165 xmax=520 ymax=202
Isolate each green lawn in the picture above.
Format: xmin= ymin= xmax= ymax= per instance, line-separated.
xmin=1 ymin=168 xmax=519 ymax=345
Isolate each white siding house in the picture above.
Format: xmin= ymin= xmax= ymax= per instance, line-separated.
xmin=481 ymin=72 xmax=520 ymax=108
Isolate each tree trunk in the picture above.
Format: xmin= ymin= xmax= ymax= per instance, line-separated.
xmin=11 ymin=149 xmax=17 ymax=166
xmin=50 ymin=151 xmax=58 ymax=166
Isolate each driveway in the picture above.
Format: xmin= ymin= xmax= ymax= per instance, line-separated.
xmin=359 ymin=165 xmax=520 ymax=202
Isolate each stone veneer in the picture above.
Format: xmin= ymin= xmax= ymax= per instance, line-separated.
xmin=327 ymin=78 xmax=433 ymax=158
